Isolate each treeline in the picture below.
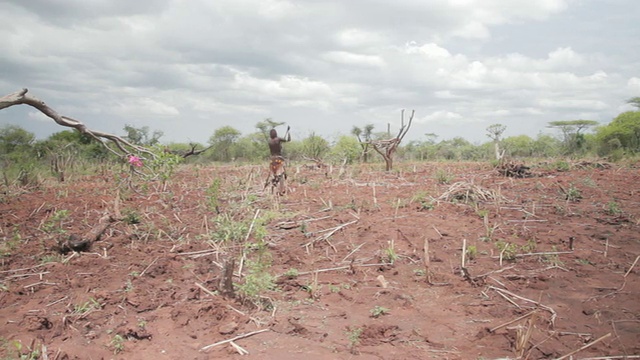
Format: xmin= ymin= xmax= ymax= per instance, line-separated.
xmin=1 ymin=102 xmax=639 ymax=183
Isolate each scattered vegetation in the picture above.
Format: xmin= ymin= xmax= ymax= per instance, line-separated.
xmin=370 ymin=306 xmax=390 ymax=318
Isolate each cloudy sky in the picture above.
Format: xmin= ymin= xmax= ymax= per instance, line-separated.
xmin=1 ymin=0 xmax=638 ymax=145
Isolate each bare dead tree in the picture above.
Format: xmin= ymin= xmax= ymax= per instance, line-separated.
xmin=0 ymin=88 xmax=209 ymax=161
xmin=368 ymin=109 xmax=415 ymax=171
xmin=166 ymin=143 xmax=213 ymax=158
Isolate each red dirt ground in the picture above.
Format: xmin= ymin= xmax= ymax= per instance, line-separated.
xmin=1 ymin=161 xmax=639 ymax=359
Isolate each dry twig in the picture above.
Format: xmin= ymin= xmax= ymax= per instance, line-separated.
xmin=201 ymin=328 xmax=270 ymax=351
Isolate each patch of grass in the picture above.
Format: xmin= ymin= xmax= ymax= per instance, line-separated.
xmin=410 ymin=191 xmax=436 ymax=210
xmin=40 ymin=253 xmax=64 ymax=264
xmin=521 ymin=239 xmax=537 ymax=253
xmin=346 ymin=326 xmax=363 ymax=351
xmin=42 ymin=209 xmax=70 ymax=234
xmin=553 ymin=161 xmax=571 ymax=172
xmin=604 ymin=201 xmax=622 ymax=216
xmin=434 ymin=169 xmax=453 ymax=184
xmin=541 ymin=246 xmax=564 ymax=267
xmin=122 ymin=209 xmax=141 ymax=225
xmin=283 ymin=268 xmax=299 ymax=279
xmin=73 ymin=297 xmax=102 ymax=315
xmin=370 ymin=306 xmax=390 ymax=318
xmin=383 ymin=239 xmax=398 ymax=264
xmin=0 ymin=338 xmax=40 ymax=360
xmin=562 ymin=183 xmax=582 ymax=202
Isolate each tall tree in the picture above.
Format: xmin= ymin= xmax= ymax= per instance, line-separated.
xmin=301 ymin=132 xmax=329 ymax=160
xmin=208 ymin=126 xmax=241 ymax=162
xmin=627 ymin=97 xmax=640 ymax=109
xmin=547 ymin=120 xmax=598 ymax=154
xmin=255 ymin=118 xmax=285 ymax=142
xmin=123 ymin=124 xmax=163 ymax=146
xmin=596 ymin=111 xmax=640 ymax=154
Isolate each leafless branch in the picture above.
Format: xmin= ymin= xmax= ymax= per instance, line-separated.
xmin=1 ymin=88 xmax=156 ymax=159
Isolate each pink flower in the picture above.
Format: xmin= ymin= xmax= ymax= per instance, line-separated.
xmin=128 ymin=155 xmax=143 ymax=167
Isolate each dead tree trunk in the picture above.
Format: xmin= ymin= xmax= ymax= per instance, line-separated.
xmin=368 ymin=109 xmax=415 ymax=171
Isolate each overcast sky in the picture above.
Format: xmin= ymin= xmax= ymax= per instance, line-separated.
xmin=1 ymin=0 xmax=638 ymax=145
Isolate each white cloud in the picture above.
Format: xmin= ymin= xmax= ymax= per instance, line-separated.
xmin=0 ymin=0 xmax=636 ymax=144
xmin=628 ymin=77 xmax=640 ymax=93
xmin=322 ymin=51 xmax=386 ymax=68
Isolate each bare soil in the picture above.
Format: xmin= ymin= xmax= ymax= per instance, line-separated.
xmin=1 ymin=161 xmax=639 ymax=359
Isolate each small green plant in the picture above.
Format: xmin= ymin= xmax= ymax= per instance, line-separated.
xmin=206 ymin=178 xmax=222 ymax=213
xmin=42 ymin=209 xmax=70 ymax=234
xmin=236 ymin=254 xmax=276 ymax=309
xmin=466 ymin=245 xmax=477 ymax=260
xmin=413 ymin=269 xmax=426 ymax=277
xmin=411 ymin=190 xmax=436 ymax=211
xmin=73 ymin=297 xmax=102 ymax=315
xmin=346 ymin=327 xmax=363 ymax=350
xmin=434 ymin=169 xmax=453 ymax=184
xmin=147 ymin=148 xmax=183 ymax=188
xmin=495 ymin=241 xmax=517 ymax=261
xmin=542 ymin=246 xmax=564 ymax=267
xmin=1 ymin=339 xmax=41 ymax=360
xmin=521 ymin=239 xmax=537 ymax=253
xmin=383 ymin=240 xmax=398 ymax=264
xmin=283 ymin=268 xmax=299 ymax=278
xmin=40 ymin=253 xmax=64 ymax=264
xmin=575 ymin=258 xmax=594 ymax=266
xmin=210 ymin=214 xmax=248 ymax=244
xmin=563 ymin=183 xmax=582 ymax=202
xmin=123 ymin=209 xmax=141 ymax=225
xmin=0 ymin=283 xmax=8 ymax=292
xmin=480 ymin=212 xmax=498 ymax=242
xmin=110 ymin=334 xmax=125 ymax=354
xmin=124 ymin=279 xmax=134 ymax=292
xmin=476 ymin=209 xmax=489 ymax=219
xmin=553 ymin=161 xmax=571 ymax=172
xmin=604 ymin=201 xmax=622 ymax=216
xmin=370 ymin=306 xmax=390 ymax=318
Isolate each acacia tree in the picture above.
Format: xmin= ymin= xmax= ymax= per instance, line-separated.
xmin=255 ymin=118 xmax=285 ymax=142
xmin=368 ymin=109 xmax=415 ymax=171
xmin=627 ymin=97 xmax=640 ymax=109
xmin=547 ymin=120 xmax=598 ymax=155
xmin=486 ymin=123 xmax=506 ymax=161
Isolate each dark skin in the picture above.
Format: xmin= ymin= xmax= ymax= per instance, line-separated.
xmin=268 ymin=126 xmax=291 ymax=157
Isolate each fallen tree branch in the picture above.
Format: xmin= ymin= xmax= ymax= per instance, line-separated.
xmin=1 ymin=88 xmax=156 ymax=160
